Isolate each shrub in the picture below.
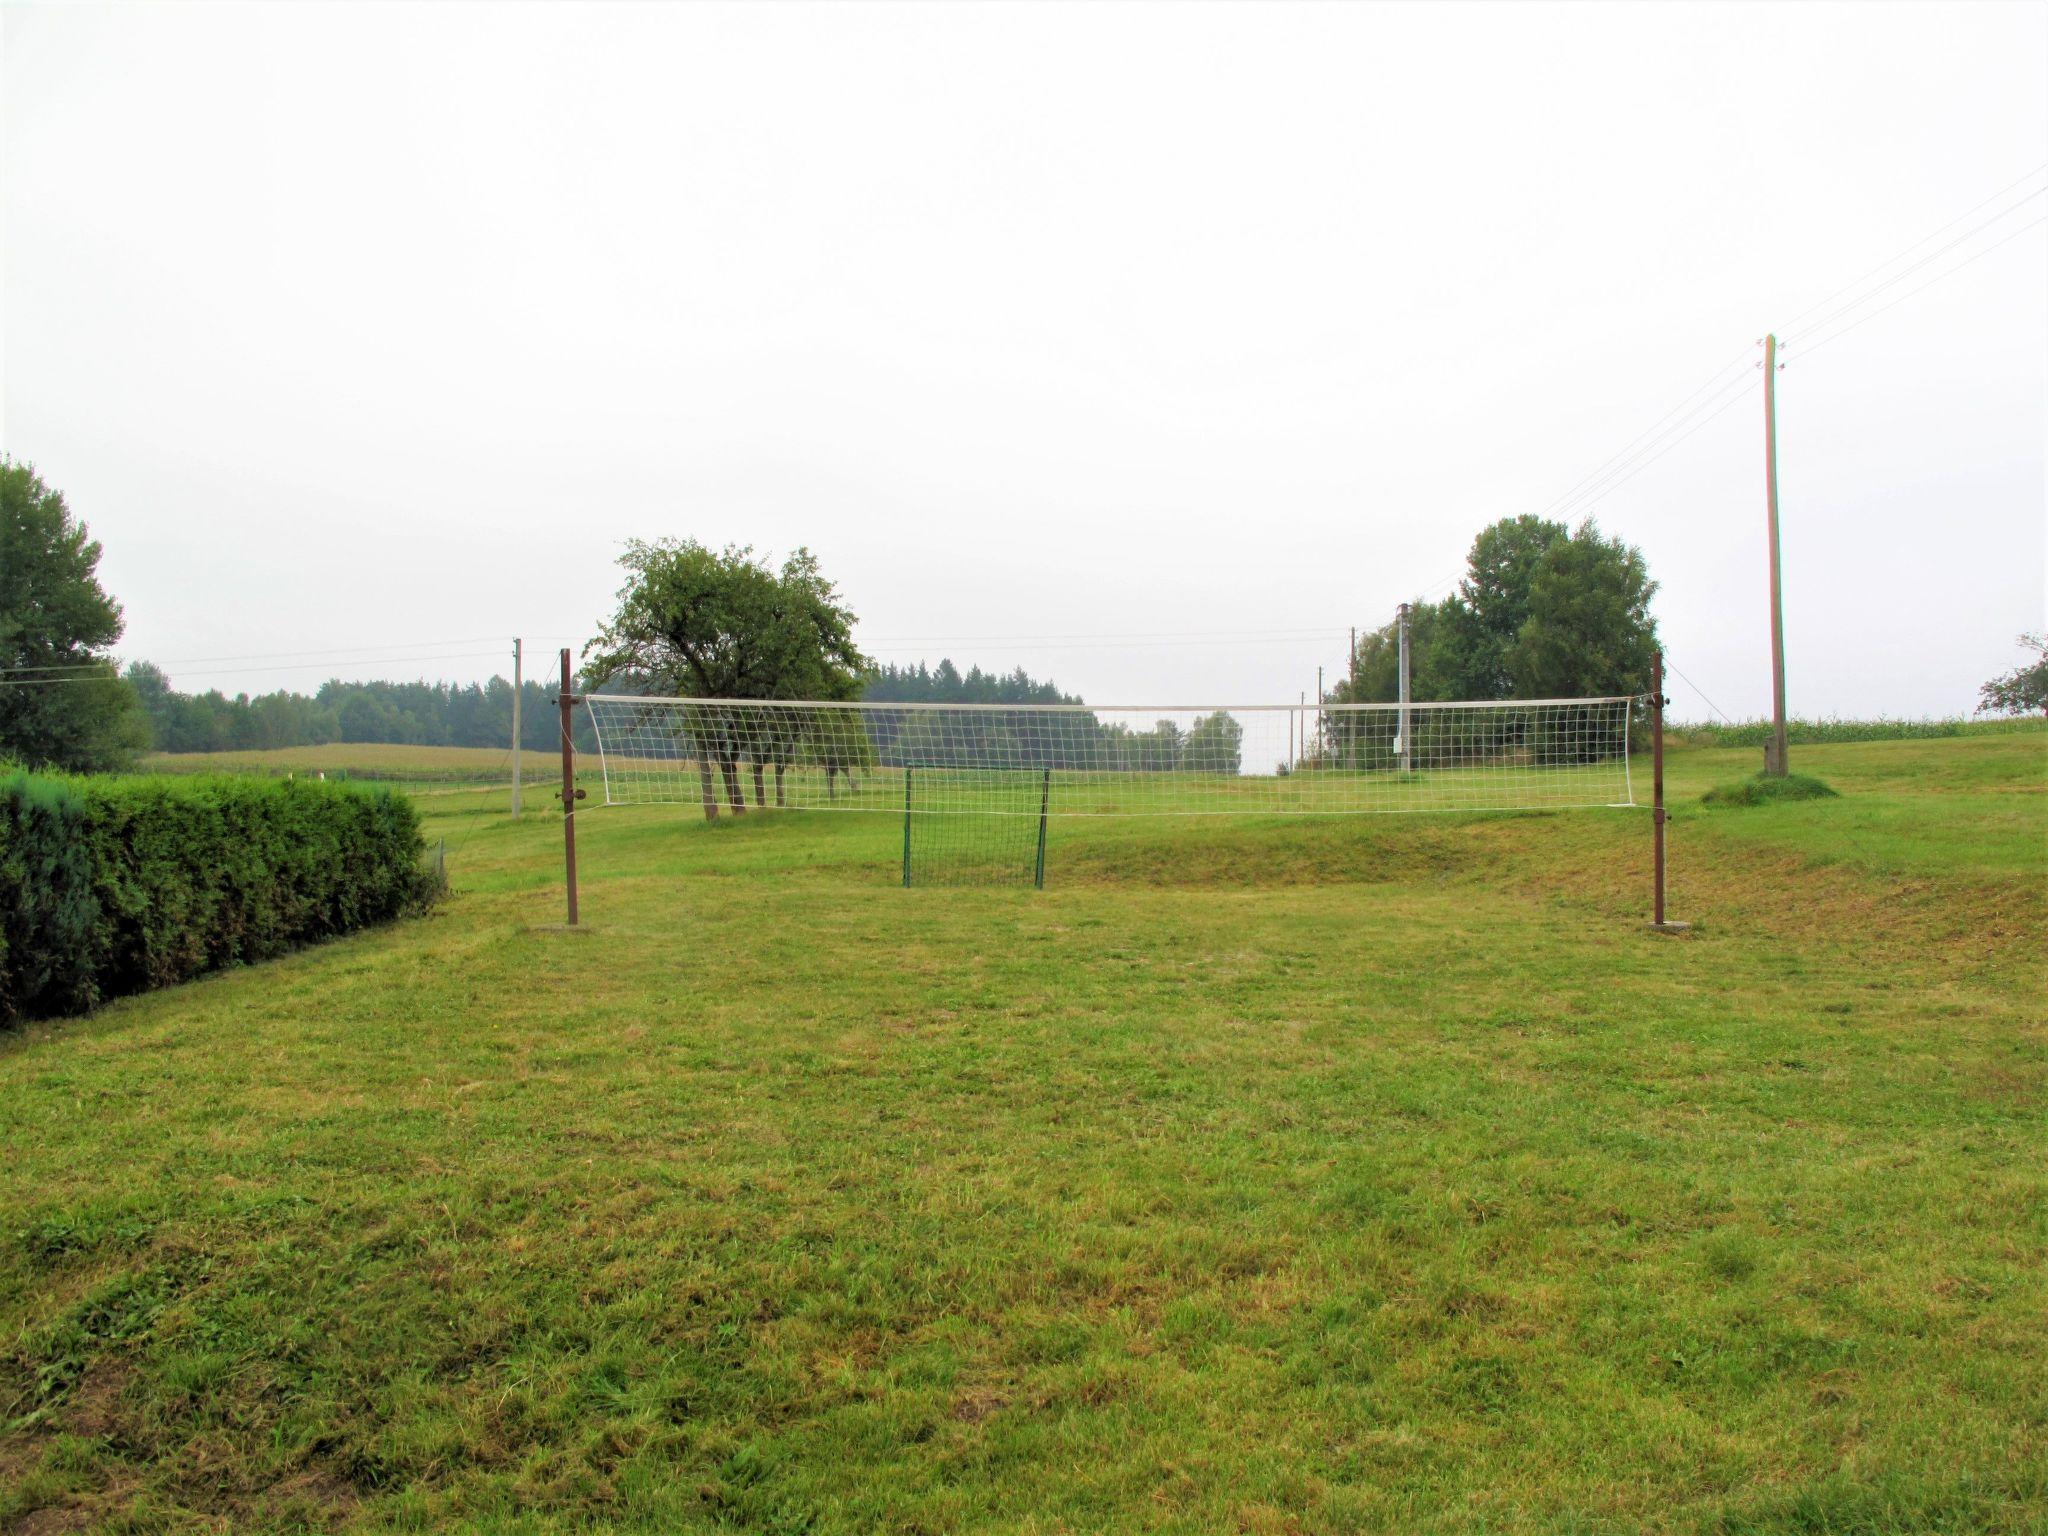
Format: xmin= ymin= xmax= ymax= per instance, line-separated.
xmin=1700 ymin=773 xmax=1840 ymax=809
xmin=0 ymin=771 xmax=438 ymax=1025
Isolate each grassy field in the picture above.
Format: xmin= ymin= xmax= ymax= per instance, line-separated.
xmin=2 ymin=730 xmax=2042 ymax=1533
xmin=138 ymin=743 xmax=516 ymax=789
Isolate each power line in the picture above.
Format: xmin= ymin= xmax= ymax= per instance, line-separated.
xmin=864 ymin=634 xmax=1354 ymax=654
xmin=1665 ymin=658 xmax=1734 ymax=725
xmin=1541 ymin=366 xmax=1760 ymax=527
xmin=1777 ymin=161 xmax=2048 ymax=335
xmin=1413 ymin=570 xmax=1466 ymax=602
xmin=1780 ymin=185 xmax=2048 ymax=347
xmin=1791 ymin=214 xmax=2047 ymax=359
xmin=0 ymin=650 xmax=510 ymax=688
xmin=1534 ymin=348 xmax=1755 ymax=525
xmin=145 ymin=636 xmax=513 ymax=667
xmin=1526 ymin=166 xmax=2047 ymax=539
xmin=0 ymin=636 xmax=521 ymax=676
xmin=1562 ymin=376 xmax=1760 ymax=521
xmin=0 ymin=661 xmax=122 ymax=677
xmin=0 ymin=674 xmax=135 ymax=689
xmin=861 ymin=626 xmax=1352 ymax=644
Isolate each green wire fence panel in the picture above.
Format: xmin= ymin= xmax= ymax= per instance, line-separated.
xmin=902 ymin=766 xmax=1051 ymax=889
xmin=579 ymin=692 xmax=1645 ymax=889
xmin=581 ymin=695 xmax=1640 ymax=817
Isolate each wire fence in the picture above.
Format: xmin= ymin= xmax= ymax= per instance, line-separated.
xmin=583 ymin=695 xmax=1642 ymax=817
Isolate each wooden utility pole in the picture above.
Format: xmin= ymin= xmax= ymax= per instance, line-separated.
xmin=558 ymin=648 xmax=580 ymax=925
xmin=1763 ymin=333 xmax=1789 ymax=776
xmin=510 ymin=638 xmax=523 ymax=817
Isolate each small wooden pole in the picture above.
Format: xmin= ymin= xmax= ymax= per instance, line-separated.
xmin=558 ymin=647 xmax=579 ymax=926
xmin=1316 ymin=665 xmax=1324 ymax=763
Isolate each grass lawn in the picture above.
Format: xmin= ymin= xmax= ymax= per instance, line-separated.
xmin=2 ymin=731 xmax=2042 ymax=1533
xmin=139 ymin=744 xmax=518 ymax=788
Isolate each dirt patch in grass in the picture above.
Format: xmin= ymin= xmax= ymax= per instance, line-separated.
xmin=950 ymin=1387 xmax=1008 ymax=1425
xmin=62 ymin=1356 xmax=134 ymax=1442
xmin=0 ymin=1428 xmax=46 ymax=1492
xmin=250 ymin=1464 xmax=363 ymax=1527
xmin=9 ymin=1505 xmax=93 ymax=1536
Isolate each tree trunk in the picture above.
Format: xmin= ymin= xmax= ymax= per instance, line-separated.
xmin=774 ymin=762 xmax=786 ymax=807
xmin=827 ymin=765 xmax=837 ymax=802
xmin=720 ymin=754 xmax=747 ymax=814
xmin=752 ymin=760 xmax=767 ymax=808
xmin=698 ymin=758 xmax=718 ymax=821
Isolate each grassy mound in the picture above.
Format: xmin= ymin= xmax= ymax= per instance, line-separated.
xmin=1700 ymin=771 xmax=1840 ymax=808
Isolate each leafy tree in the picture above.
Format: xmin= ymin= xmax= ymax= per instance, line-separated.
xmin=1184 ymin=711 xmax=1244 ymax=774
xmin=759 ymin=549 xmax=868 ymax=806
xmin=1325 ymin=601 xmax=1462 ymax=765
xmin=586 ymin=540 xmax=868 ymax=817
xmin=1335 ymin=601 xmax=1462 ymax=706
xmin=1445 ymin=514 xmax=1571 ymax=697
xmin=1510 ymin=519 xmax=1659 ymax=699
xmin=1977 ymin=633 xmax=2047 ymax=717
xmin=1329 ymin=516 xmax=1658 ymax=768
xmin=124 ymin=660 xmax=174 ymax=739
xmin=0 ymin=460 xmax=145 ymax=770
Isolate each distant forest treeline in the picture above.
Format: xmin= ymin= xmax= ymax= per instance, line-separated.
xmin=126 ymin=662 xmax=576 ymax=755
xmin=127 ymin=658 xmax=1080 ymax=755
xmin=862 ymin=661 xmax=1081 ymax=707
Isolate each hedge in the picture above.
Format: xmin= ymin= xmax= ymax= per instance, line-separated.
xmin=1 ymin=771 xmax=440 ymax=1024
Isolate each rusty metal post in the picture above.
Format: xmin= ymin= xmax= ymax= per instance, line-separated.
xmin=559 ymin=647 xmax=580 ymax=926
xmin=1653 ymin=650 xmax=1665 ymax=925
xmin=1648 ymin=651 xmax=1688 ymax=933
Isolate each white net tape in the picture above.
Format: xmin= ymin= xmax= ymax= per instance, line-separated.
xmin=582 ymin=695 xmax=1639 ymax=816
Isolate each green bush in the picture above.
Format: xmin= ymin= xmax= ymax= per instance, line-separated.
xmin=0 ymin=771 xmax=439 ymax=1025
xmin=1700 ymin=772 xmax=1840 ymax=808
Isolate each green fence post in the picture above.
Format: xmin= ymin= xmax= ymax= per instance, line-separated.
xmin=901 ymin=766 xmax=913 ymax=888
xmin=1034 ymin=767 xmax=1050 ymax=889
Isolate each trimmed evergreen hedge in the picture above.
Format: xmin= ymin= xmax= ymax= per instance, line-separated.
xmin=1 ymin=771 xmax=439 ymax=1024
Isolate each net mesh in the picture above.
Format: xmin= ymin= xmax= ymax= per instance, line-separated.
xmin=582 ymin=696 xmax=1639 ymax=816
xmin=902 ymin=768 xmax=1048 ymax=887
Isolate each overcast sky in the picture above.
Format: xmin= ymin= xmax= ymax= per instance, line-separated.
xmin=4 ymin=2 xmax=2043 ymax=718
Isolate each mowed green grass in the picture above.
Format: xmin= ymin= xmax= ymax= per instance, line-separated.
xmin=2 ymin=732 xmax=2042 ymax=1533
xmin=140 ymin=743 xmax=515 ymax=789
